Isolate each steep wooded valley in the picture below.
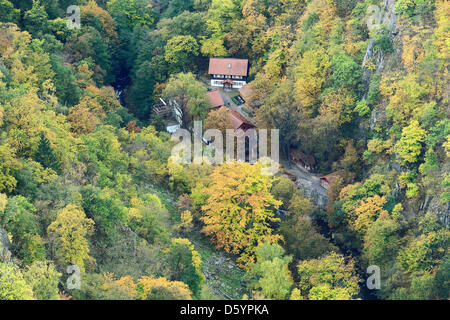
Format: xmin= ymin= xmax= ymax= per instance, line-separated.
xmin=0 ymin=0 xmax=448 ymax=300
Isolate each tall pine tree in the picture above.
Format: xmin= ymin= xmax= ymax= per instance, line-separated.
xmin=34 ymin=132 xmax=59 ymax=171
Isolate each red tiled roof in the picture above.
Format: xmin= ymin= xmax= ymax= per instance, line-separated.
xmin=206 ymin=90 xmax=224 ymax=108
xmin=220 ymin=106 xmax=255 ymax=131
xmin=320 ymin=171 xmax=343 ymax=186
xmin=208 ymin=58 xmax=249 ymax=76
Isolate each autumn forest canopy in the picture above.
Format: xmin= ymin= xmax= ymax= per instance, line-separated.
xmin=0 ymin=0 xmax=449 ymax=301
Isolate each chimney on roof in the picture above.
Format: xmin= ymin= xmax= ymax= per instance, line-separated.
xmin=228 ymin=63 xmax=231 ymax=69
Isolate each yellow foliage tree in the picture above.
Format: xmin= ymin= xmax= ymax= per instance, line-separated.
xmin=204 ymin=107 xmax=234 ymax=134
xmin=102 ymin=273 xmax=138 ymax=300
xmin=68 ymin=104 xmax=99 ymax=136
xmin=200 ymin=162 xmax=283 ymax=266
xmin=382 ymin=74 xmax=429 ymax=127
xmin=137 ymin=276 xmax=192 ymax=300
xmin=319 ymin=88 xmax=356 ymax=125
xmin=180 ymin=210 xmax=193 ymax=233
xmin=200 ymin=37 xmax=228 ymax=57
xmin=0 ymin=143 xmax=20 ymax=193
xmin=394 ymin=120 xmax=427 ymax=165
xmin=294 ymin=48 xmax=331 ymax=116
xmin=47 ymin=204 xmax=95 ymax=272
xmin=352 ymin=195 xmax=388 ymax=233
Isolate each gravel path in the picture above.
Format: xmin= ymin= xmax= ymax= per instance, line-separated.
xmin=281 ymin=160 xmax=329 ymax=207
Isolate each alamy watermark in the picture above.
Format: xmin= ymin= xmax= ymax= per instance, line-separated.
xmin=366 ymin=4 xmax=385 ymax=31
xmin=66 ymin=264 xmax=81 ymax=290
xmin=67 ymin=5 xmax=81 ymax=30
xmin=367 ymin=265 xmax=381 ymax=290
xmin=171 ymin=121 xmax=280 ymax=175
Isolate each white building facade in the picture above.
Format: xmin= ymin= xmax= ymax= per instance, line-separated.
xmin=208 ymin=58 xmax=248 ymax=90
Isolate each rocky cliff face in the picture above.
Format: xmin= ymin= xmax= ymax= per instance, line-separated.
xmin=362 ymin=0 xmax=398 ymax=92
xmin=362 ymin=1 xmax=450 ymax=226
xmin=0 ymin=227 xmax=11 ymax=263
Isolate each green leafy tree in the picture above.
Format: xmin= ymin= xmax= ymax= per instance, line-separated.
xmin=164 ymin=35 xmax=199 ymax=72
xmin=395 ymin=0 xmax=435 ymax=16
xmin=163 ymin=238 xmax=204 ymax=297
xmin=434 ymin=253 xmax=450 ymax=299
xmin=330 ymin=51 xmax=361 ymax=89
xmin=0 ymin=262 xmax=35 ymax=300
xmin=23 ymin=0 xmax=49 ymax=36
xmin=297 ymin=252 xmax=359 ymax=300
xmin=279 ymin=192 xmax=336 ymax=260
xmin=280 ymin=214 xmax=336 ymax=261
xmin=207 ymin=0 xmax=241 ymax=34
xmin=65 ymin=27 xmax=113 ymax=84
xmin=200 ymin=36 xmax=228 ymax=57
xmin=1 ymin=196 xmax=42 ymax=264
xmin=163 ymin=72 xmax=210 ymax=128
xmin=23 ymin=260 xmax=61 ymax=300
xmin=363 ymin=219 xmax=400 ymax=268
xmin=50 ymin=55 xmax=81 ymax=106
xmin=80 ymin=186 xmax=127 ymax=243
xmin=128 ymin=193 xmax=170 ymax=244
xmin=270 ymin=175 xmax=299 ymax=209
xmin=0 ymin=0 xmax=19 ymax=23
xmin=245 ymin=243 xmax=294 ymax=300
xmin=79 ymin=126 xmax=130 ymax=188
xmin=397 ymin=230 xmax=449 ymax=274
xmin=392 ymin=273 xmax=436 ymax=300
xmin=164 ymin=0 xmax=195 ymax=19
xmin=107 ymin=0 xmax=155 ymax=30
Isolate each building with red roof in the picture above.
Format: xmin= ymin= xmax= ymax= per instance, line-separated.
xmin=219 ymin=106 xmax=255 ymax=132
xmin=320 ymin=171 xmax=344 ymax=190
xmin=208 ymin=58 xmax=248 ymax=90
xmin=206 ymin=89 xmax=225 ymax=108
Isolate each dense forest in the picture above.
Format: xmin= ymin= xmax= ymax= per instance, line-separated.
xmin=0 ymin=0 xmax=448 ymax=300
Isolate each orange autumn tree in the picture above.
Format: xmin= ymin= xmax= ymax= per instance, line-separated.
xmin=200 ymin=162 xmax=283 ymax=266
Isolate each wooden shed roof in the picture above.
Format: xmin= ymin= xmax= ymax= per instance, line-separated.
xmin=206 ymin=90 xmax=224 ymax=108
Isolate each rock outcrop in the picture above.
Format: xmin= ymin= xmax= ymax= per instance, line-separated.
xmin=362 ymin=0 xmax=398 ymax=92
xmin=0 ymin=227 xmax=11 ymax=263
